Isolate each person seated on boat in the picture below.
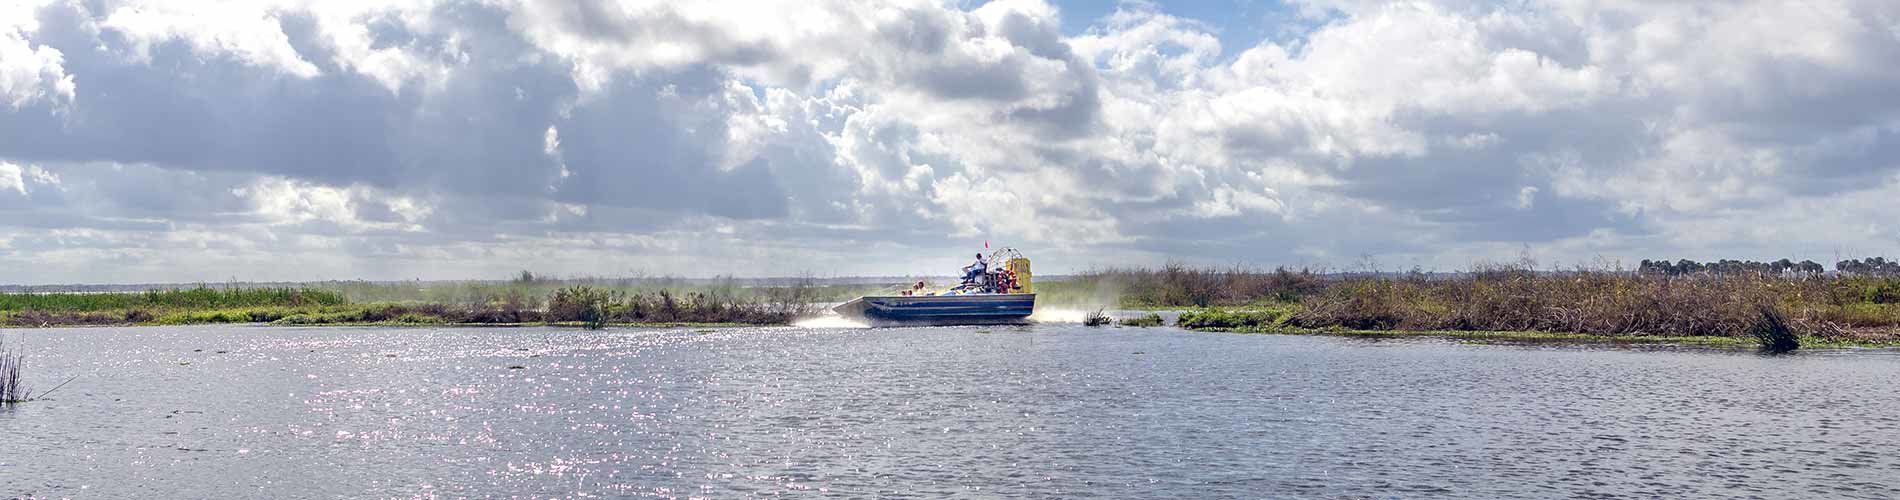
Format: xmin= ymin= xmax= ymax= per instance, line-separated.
xmin=912 ymin=280 xmax=927 ymax=294
xmin=961 ymin=254 xmax=987 ymax=282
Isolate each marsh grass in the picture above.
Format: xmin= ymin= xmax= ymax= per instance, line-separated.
xmin=1207 ymin=326 xmax=1757 ymax=347
xmin=1177 ymin=308 xmax=1295 ymax=330
xmin=0 ymin=287 xmax=343 ymax=312
xmin=1284 ymin=267 xmax=1871 ymax=343
xmin=0 ymin=276 xmax=827 ymax=327
xmin=1040 ymin=264 xmax=1326 ymax=308
xmin=319 ymin=277 xmax=874 ymax=309
xmin=1117 ymin=313 xmax=1165 ymax=327
xmin=544 ymin=284 xmax=821 ymax=326
xmin=1124 ymin=262 xmax=1900 ymax=348
xmin=0 ymin=336 xmax=22 ymax=402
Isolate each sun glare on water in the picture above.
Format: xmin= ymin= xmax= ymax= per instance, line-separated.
xmin=793 ymin=315 xmax=870 ymax=328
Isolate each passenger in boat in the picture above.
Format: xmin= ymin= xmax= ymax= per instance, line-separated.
xmin=961 ymin=253 xmax=987 ymax=282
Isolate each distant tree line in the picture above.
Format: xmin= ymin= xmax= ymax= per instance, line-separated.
xmin=1836 ymin=257 xmax=1900 ymax=276
xmin=1637 ymin=257 xmax=1899 ymax=277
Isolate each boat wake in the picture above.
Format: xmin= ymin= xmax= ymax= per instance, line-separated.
xmin=794 ymin=315 xmax=870 ymax=329
xmin=1029 ymin=308 xmax=1091 ymax=324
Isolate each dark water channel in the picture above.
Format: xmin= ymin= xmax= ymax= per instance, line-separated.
xmin=3 ymin=324 xmax=1898 ymax=498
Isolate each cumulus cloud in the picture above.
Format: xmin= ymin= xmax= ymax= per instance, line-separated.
xmin=0 ymin=0 xmax=75 ymax=109
xmin=1 ymin=0 xmax=1898 ymax=283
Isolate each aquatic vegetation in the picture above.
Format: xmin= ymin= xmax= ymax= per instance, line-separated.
xmin=1082 ymin=308 xmax=1112 ymax=326
xmin=0 ymin=335 xmax=69 ymax=403
xmin=1 ymin=336 xmax=22 ymax=402
xmin=0 ymin=279 xmax=820 ymax=328
xmin=1042 ymin=264 xmax=1324 ymax=308
xmin=0 ymin=287 xmax=344 ymax=312
xmin=153 ymin=308 xmax=304 ymax=325
xmin=3 ymin=310 xmax=126 ymax=327
xmin=316 ymin=274 xmax=875 ymax=308
xmin=545 ymin=285 xmax=818 ymax=326
xmin=274 ymin=304 xmax=539 ymax=326
xmin=1176 ymin=308 xmax=1291 ymax=330
xmin=1118 ymin=313 xmax=1165 ymax=327
xmin=1284 ymin=267 xmax=1858 ymax=344
xmin=1134 ymin=260 xmax=1900 ymax=346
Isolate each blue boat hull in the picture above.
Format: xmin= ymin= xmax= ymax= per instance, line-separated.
xmin=833 ymin=293 xmax=1036 ymax=326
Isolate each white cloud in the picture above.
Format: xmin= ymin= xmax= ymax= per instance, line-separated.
xmin=0 ymin=0 xmax=75 ymax=109
xmin=4 ymin=0 xmax=1900 ymax=282
xmin=101 ymin=2 xmax=323 ymax=77
xmin=0 ymin=161 xmax=57 ymax=196
xmin=232 ymin=177 xmax=429 ymax=232
xmin=0 ymin=161 xmax=23 ymax=194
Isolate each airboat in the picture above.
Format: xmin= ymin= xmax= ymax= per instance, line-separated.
xmin=831 ymin=248 xmax=1036 ymax=326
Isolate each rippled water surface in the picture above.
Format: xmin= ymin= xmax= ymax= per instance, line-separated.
xmin=4 ymin=324 xmax=1900 ymax=498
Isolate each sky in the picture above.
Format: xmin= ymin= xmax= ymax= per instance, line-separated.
xmin=1 ymin=0 xmax=1898 ymax=284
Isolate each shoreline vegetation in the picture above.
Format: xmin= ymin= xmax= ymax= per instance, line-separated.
xmin=1048 ymin=258 xmax=1900 ymax=351
xmin=0 ymin=277 xmax=835 ymax=329
xmin=3 ymin=257 xmax=1898 ymax=350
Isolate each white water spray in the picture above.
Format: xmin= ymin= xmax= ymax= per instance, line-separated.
xmin=794 ymin=315 xmax=870 ymax=329
xmin=1029 ymin=308 xmax=1090 ymax=324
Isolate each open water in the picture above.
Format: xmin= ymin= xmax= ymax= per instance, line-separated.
xmin=3 ymin=323 xmax=1898 ymax=498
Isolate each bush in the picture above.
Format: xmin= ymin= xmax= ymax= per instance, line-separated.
xmin=1748 ymin=305 xmax=1801 ymax=353
xmin=1862 ymin=279 xmax=1900 ymax=304
xmin=122 ymin=309 xmax=155 ymax=323
xmin=546 ymin=286 xmax=617 ymax=324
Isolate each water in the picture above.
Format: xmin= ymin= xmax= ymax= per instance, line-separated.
xmin=4 ymin=324 xmax=1899 ymax=498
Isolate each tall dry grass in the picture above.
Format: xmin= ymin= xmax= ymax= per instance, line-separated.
xmin=543 ymin=282 xmax=822 ymax=326
xmin=0 ymin=287 xmax=344 ymax=312
xmin=1053 ymin=264 xmax=1326 ymax=307
xmin=1079 ymin=261 xmax=1900 ymax=344
xmin=1289 ymin=264 xmax=1878 ymax=342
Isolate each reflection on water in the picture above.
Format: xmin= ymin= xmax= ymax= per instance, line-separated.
xmin=3 ymin=324 xmax=1899 ymax=498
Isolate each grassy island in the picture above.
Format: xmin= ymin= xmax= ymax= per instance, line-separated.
xmin=1045 ymin=261 xmax=1900 ymax=350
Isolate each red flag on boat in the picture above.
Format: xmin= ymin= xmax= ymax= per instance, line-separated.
xmin=984 ymin=240 xmax=989 ymax=249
